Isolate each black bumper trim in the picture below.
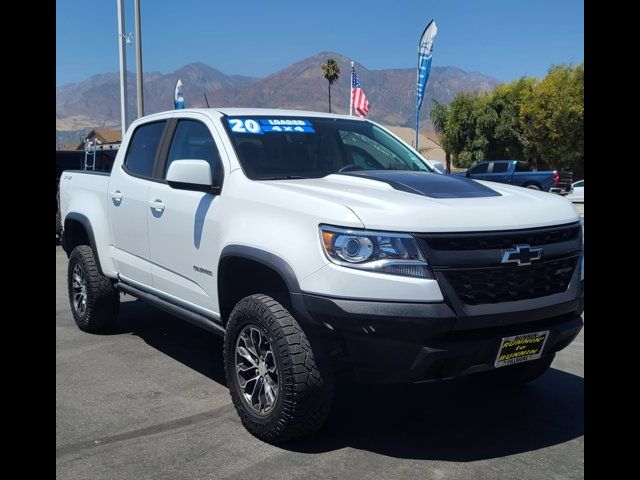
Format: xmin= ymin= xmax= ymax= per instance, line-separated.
xmin=298 ymin=292 xmax=583 ymax=384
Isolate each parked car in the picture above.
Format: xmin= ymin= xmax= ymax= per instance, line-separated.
xmin=458 ymin=160 xmax=573 ymax=194
xmin=59 ymin=109 xmax=583 ymax=443
xmin=566 ymin=180 xmax=584 ymax=203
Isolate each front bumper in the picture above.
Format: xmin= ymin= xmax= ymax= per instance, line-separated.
xmin=296 ymin=288 xmax=583 ymax=384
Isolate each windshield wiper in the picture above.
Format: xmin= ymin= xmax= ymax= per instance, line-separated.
xmin=260 ymin=175 xmax=307 ymax=180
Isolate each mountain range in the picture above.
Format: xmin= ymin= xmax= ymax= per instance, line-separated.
xmin=56 ymin=51 xmax=500 ymax=141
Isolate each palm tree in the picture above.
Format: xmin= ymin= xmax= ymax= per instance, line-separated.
xmin=321 ymin=59 xmax=340 ymax=113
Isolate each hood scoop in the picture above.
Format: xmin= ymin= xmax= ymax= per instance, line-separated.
xmin=339 ymin=171 xmax=501 ymax=199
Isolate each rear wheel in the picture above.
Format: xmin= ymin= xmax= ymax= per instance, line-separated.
xmin=67 ymin=245 xmax=120 ymax=332
xmin=484 ymin=354 xmax=555 ymax=386
xmin=224 ymin=294 xmax=333 ymax=444
xmin=525 ymin=184 xmax=541 ymax=190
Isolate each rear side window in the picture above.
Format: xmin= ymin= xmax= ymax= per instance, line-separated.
xmin=124 ymin=121 xmax=166 ymax=177
xmin=515 ymin=161 xmax=531 ymax=172
xmin=491 ymin=162 xmax=510 ymax=173
xmin=469 ymin=163 xmax=488 ymax=174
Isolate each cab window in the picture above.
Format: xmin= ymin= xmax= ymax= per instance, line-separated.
xmin=165 ymin=120 xmax=221 ymax=177
xmin=469 ymin=163 xmax=489 ymax=174
xmin=491 ymin=162 xmax=510 ymax=173
xmin=124 ymin=121 xmax=166 ymax=177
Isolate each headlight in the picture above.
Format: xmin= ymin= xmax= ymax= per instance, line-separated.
xmin=319 ymin=225 xmax=429 ymax=278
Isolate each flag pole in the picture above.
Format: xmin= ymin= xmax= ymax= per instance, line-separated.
xmin=349 ymin=61 xmax=354 ymax=116
xmin=415 ymin=109 xmax=419 ymax=150
xmin=116 ymin=0 xmax=129 ymax=137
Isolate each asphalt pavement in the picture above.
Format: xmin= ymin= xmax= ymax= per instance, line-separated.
xmin=56 ymin=246 xmax=584 ymax=480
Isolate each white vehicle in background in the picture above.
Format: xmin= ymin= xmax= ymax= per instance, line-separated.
xmin=424 ymin=159 xmax=445 ymax=174
xmin=566 ymin=180 xmax=584 ymax=203
xmin=59 ymin=108 xmax=584 ymax=444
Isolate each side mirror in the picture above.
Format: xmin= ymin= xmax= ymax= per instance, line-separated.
xmin=166 ymin=159 xmax=220 ymax=194
xmin=466 ymin=171 xmax=471 ymax=177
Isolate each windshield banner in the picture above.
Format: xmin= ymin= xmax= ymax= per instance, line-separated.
xmin=227 ymin=118 xmax=315 ymax=134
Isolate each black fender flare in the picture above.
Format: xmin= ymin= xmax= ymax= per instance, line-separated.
xmin=219 ymin=245 xmax=301 ymax=293
xmin=218 ymin=245 xmax=318 ymax=327
xmin=62 ymin=212 xmax=103 ymax=274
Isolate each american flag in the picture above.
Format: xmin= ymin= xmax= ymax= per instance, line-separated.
xmin=351 ymin=64 xmax=370 ymax=117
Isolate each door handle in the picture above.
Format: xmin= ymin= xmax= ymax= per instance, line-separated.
xmin=111 ymin=190 xmax=123 ymax=201
xmin=149 ymin=199 xmax=165 ymax=212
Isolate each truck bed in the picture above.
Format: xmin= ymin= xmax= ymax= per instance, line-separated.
xmin=59 ymin=170 xmax=116 ymax=276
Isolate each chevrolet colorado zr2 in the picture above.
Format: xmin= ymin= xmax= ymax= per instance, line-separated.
xmin=59 ymin=108 xmax=584 ymax=443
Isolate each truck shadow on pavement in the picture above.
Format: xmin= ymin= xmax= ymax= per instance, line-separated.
xmin=290 ymin=369 xmax=583 ymax=461
xmin=111 ymin=298 xmax=583 ymax=462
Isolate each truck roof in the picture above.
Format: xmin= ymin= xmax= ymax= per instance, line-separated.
xmin=150 ymin=107 xmax=365 ymax=121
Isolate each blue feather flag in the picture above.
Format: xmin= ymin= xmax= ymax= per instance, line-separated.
xmin=415 ymin=19 xmax=437 ymax=149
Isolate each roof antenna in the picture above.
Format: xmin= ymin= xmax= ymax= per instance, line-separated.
xmin=203 ymin=91 xmax=210 ymax=108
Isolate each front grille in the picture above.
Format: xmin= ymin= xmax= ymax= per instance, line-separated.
xmin=441 ymin=257 xmax=578 ymax=305
xmin=421 ymin=224 xmax=581 ymax=251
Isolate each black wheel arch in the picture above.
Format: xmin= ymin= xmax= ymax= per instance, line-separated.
xmin=217 ymin=245 xmax=316 ymax=328
xmin=62 ymin=212 xmax=103 ymax=274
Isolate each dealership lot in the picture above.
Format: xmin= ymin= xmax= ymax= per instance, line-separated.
xmin=56 ymin=242 xmax=583 ymax=480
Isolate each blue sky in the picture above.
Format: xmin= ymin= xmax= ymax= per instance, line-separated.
xmin=56 ymin=0 xmax=583 ymax=86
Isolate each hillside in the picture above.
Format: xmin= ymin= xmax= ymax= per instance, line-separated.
xmin=56 ymin=51 xmax=500 ymax=136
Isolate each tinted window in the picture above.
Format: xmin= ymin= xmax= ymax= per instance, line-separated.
xmin=491 ymin=162 xmax=510 ymax=173
xmin=125 ymin=121 xmax=166 ymax=177
xmin=469 ymin=163 xmax=489 ymax=174
xmin=574 ymin=180 xmax=584 ymax=187
xmin=165 ymin=120 xmax=220 ymax=177
xmin=225 ymin=117 xmax=430 ymax=180
xmin=515 ymin=161 xmax=531 ymax=172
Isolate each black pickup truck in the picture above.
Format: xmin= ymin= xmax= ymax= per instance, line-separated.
xmin=458 ymin=160 xmax=573 ymax=194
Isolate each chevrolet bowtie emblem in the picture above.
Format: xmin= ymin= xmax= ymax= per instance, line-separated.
xmin=501 ymin=244 xmax=543 ymax=266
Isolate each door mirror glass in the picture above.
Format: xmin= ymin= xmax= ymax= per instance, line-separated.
xmin=166 ymin=159 xmax=213 ymax=192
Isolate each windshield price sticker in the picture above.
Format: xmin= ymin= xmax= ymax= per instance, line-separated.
xmin=261 ymin=119 xmax=315 ymax=133
xmin=227 ymin=118 xmax=315 ymax=134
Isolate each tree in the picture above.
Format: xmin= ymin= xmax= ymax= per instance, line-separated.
xmin=520 ymin=64 xmax=584 ymax=175
xmin=426 ymin=63 xmax=583 ymax=175
xmin=430 ymin=100 xmax=453 ymax=173
xmin=321 ymin=59 xmax=340 ymax=113
xmin=445 ymin=92 xmax=491 ymax=168
xmin=486 ymin=78 xmax=533 ymax=161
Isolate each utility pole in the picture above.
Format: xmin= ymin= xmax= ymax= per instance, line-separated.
xmin=134 ymin=0 xmax=144 ymax=118
xmin=116 ymin=0 xmax=129 ymax=138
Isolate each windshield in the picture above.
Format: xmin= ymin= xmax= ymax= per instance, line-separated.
xmin=223 ymin=116 xmax=432 ymax=180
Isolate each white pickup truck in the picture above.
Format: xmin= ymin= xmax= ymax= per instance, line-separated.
xmin=60 ymin=108 xmax=584 ymax=443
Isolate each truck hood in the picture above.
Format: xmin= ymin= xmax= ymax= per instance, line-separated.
xmin=263 ymin=171 xmax=579 ymax=232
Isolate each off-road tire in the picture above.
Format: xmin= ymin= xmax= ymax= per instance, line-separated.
xmin=485 ymin=354 xmax=555 ymax=386
xmin=224 ymin=294 xmax=333 ymax=444
xmin=67 ymin=245 xmax=120 ymax=333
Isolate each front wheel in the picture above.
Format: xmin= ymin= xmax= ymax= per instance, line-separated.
xmin=224 ymin=294 xmax=333 ymax=444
